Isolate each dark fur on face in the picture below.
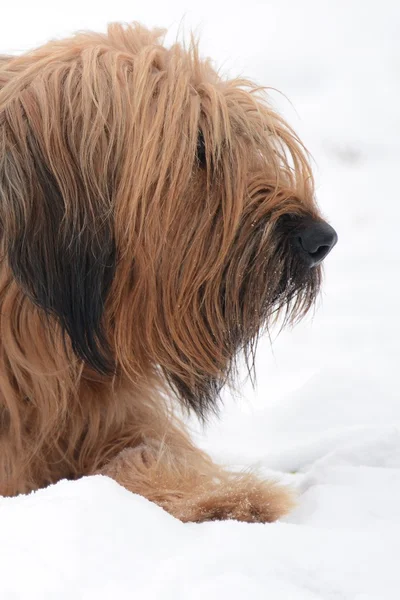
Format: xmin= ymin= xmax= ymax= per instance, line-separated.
xmin=1 ymin=130 xmax=116 ymax=374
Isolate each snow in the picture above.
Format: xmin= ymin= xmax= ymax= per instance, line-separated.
xmin=2 ymin=471 xmax=400 ymax=599
xmin=1 ymin=1 xmax=399 ymax=598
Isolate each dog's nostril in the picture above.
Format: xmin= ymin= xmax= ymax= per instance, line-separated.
xmin=310 ymin=244 xmax=331 ymax=261
xmin=298 ymin=238 xmax=330 ymax=259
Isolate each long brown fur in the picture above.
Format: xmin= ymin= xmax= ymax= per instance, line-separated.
xmin=0 ymin=23 xmax=325 ymax=522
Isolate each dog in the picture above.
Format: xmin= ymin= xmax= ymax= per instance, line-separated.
xmin=0 ymin=23 xmax=337 ymax=522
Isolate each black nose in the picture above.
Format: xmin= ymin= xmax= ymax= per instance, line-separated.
xmin=295 ymin=221 xmax=338 ymax=267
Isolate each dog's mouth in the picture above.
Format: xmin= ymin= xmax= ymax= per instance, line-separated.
xmin=223 ymin=213 xmax=323 ymax=338
xmin=268 ymin=262 xmax=321 ymax=323
xmin=212 ymin=214 xmax=323 ymax=396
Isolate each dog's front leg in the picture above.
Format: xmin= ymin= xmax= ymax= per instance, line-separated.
xmin=98 ymin=437 xmax=294 ymax=523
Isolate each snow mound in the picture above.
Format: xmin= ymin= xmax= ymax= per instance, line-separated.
xmin=2 ymin=434 xmax=400 ymax=600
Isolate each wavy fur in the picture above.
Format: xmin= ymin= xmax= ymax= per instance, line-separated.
xmin=0 ymin=23 xmax=325 ymax=521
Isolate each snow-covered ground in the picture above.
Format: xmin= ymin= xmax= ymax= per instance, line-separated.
xmin=1 ymin=1 xmax=399 ymax=598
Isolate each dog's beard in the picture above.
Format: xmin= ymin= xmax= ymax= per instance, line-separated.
xmin=222 ymin=214 xmax=321 ymax=387
xmin=166 ymin=214 xmax=321 ymax=419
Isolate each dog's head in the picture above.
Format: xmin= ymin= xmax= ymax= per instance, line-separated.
xmin=0 ymin=24 xmax=337 ymax=415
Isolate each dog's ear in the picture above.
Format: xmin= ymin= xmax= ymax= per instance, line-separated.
xmin=0 ymin=81 xmax=116 ymax=375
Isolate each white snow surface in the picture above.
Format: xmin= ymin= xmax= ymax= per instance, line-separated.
xmin=1 ymin=1 xmax=400 ymax=598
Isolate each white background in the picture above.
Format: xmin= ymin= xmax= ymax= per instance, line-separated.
xmin=1 ymin=1 xmax=399 ymax=598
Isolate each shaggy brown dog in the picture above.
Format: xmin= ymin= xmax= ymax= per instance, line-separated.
xmin=0 ymin=23 xmax=337 ymax=522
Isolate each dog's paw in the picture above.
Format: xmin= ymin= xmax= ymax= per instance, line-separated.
xmin=176 ymin=475 xmax=295 ymax=524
